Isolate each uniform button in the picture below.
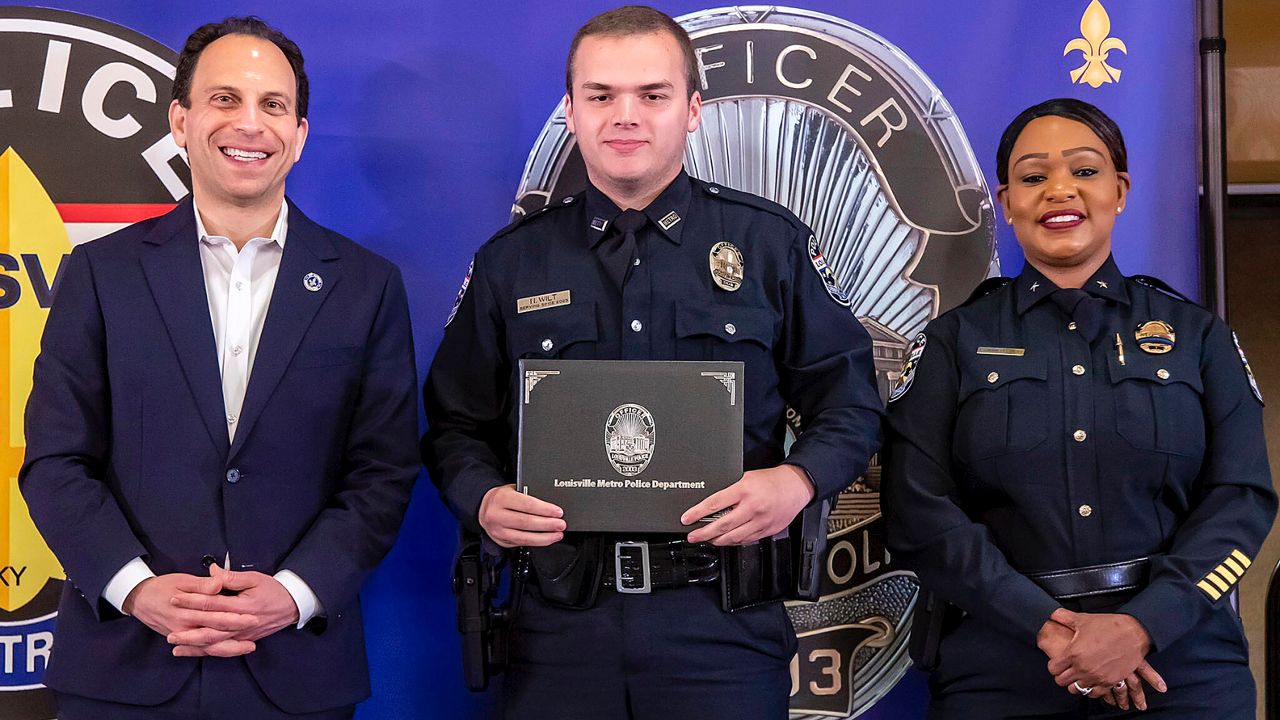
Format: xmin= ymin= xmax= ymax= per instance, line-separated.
xmin=633 ymin=258 xmax=641 ymax=266
xmin=1072 ymin=364 xmax=1085 ymax=376
xmin=987 ymin=371 xmax=999 ymax=384
xmin=1073 ymin=429 xmax=1087 ymax=442
xmin=1156 ymin=368 xmax=1169 ymax=380
xmin=1078 ymin=504 xmax=1093 ymax=517
xmin=227 ymin=414 xmax=237 ymax=425
xmin=225 ymin=468 xmax=241 ymax=483
xmin=708 ymin=186 xmax=720 ymax=194
xmin=724 ymin=323 xmax=737 ymax=335
xmin=235 ymin=281 xmax=244 ymax=291
xmin=231 ymin=345 xmax=243 ymax=356
xmin=1068 ymin=321 xmax=1078 ymax=331
xmin=562 ymin=197 xmax=574 ymax=205
xmin=201 ymin=554 xmax=217 ymax=569
xmin=631 ymin=320 xmax=643 ymax=332
xmin=541 ymin=339 xmax=553 ymax=352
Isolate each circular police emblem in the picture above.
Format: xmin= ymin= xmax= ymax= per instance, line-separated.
xmin=303 ymin=272 xmax=323 ymax=292
xmin=0 ymin=9 xmax=184 ymax=717
xmin=808 ymin=235 xmax=851 ymax=307
xmin=605 ymin=404 xmax=656 ymax=477
xmin=516 ymin=7 xmax=996 ymax=716
xmin=708 ymin=241 xmax=744 ymax=291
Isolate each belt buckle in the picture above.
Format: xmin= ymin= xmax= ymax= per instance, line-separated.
xmin=614 ymin=541 xmax=651 ymax=594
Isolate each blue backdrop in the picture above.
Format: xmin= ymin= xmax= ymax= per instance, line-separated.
xmin=12 ymin=1 xmax=1200 ymax=717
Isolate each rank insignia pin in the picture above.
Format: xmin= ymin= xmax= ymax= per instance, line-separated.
xmin=708 ymin=241 xmax=744 ymax=291
xmin=1135 ymin=320 xmax=1175 ymax=354
xmin=303 ymin=272 xmax=323 ymax=292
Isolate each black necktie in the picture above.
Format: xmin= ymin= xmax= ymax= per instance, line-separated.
xmin=1049 ymin=287 xmax=1104 ymax=342
xmin=600 ymin=209 xmax=645 ymax=289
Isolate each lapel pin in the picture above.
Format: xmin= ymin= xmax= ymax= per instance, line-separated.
xmin=304 ymin=272 xmax=323 ymax=292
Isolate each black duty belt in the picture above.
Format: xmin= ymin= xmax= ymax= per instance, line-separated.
xmin=1028 ymin=558 xmax=1150 ymax=600
xmin=600 ymin=540 xmax=720 ymax=594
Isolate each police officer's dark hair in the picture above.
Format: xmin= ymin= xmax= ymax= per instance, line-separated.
xmin=172 ymin=17 xmax=308 ymax=122
xmin=566 ymin=5 xmax=700 ymax=99
xmin=995 ymin=98 xmax=1127 ymax=185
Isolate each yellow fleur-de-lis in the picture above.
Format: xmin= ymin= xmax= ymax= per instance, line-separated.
xmin=1063 ymin=0 xmax=1127 ymax=88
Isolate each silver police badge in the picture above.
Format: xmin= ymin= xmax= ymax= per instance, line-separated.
xmin=709 ymin=241 xmax=745 ymax=291
xmin=605 ymin=403 xmax=656 ymax=477
xmin=515 ymin=6 xmax=997 ymax=717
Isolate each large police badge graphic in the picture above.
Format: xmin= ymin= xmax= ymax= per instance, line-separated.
xmin=0 ymin=9 xmax=184 ymax=717
xmin=605 ymin=404 xmax=656 ymax=477
xmin=516 ymin=6 xmax=996 ymax=717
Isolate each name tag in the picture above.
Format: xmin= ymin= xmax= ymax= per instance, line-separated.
xmin=517 ymin=290 xmax=571 ymax=314
xmin=976 ymin=346 xmax=1025 ymax=357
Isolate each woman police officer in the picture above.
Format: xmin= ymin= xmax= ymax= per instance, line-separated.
xmin=883 ymin=98 xmax=1275 ymax=718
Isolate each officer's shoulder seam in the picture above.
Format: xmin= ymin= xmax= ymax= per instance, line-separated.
xmin=484 ymin=194 xmax=584 ymax=245
xmin=1129 ymin=275 xmax=1195 ymax=304
xmin=960 ymin=276 xmax=1013 ymax=306
xmin=692 ymin=177 xmax=806 ymax=230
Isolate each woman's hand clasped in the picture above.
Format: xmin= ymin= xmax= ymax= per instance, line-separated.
xmin=1038 ymin=608 xmax=1167 ymax=711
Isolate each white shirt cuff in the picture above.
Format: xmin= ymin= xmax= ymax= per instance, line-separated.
xmin=102 ymin=557 xmax=156 ymax=614
xmin=274 ymin=569 xmax=323 ymax=629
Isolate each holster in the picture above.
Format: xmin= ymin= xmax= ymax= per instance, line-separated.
xmin=908 ymin=589 xmax=960 ymax=671
xmin=452 ymin=533 xmax=510 ymax=691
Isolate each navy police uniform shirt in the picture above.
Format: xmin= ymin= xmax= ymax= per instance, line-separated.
xmin=883 ymin=254 xmax=1276 ymax=653
xmin=423 ymin=171 xmax=883 ymax=535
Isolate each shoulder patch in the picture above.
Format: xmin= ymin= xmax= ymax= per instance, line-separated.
xmin=962 ymin=276 xmax=1013 ymax=306
xmin=1131 ymin=275 xmax=1194 ymax=303
xmin=488 ymin=194 xmax=582 ymax=243
xmin=889 ymin=332 xmax=927 ymax=403
xmin=444 ymin=259 xmax=474 ymax=327
xmin=808 ymin=234 xmax=852 ymax=306
xmin=1233 ymin=331 xmax=1264 ymax=405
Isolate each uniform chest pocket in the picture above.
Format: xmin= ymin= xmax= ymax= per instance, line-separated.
xmin=1108 ymin=352 xmax=1204 ymax=455
xmin=674 ymin=302 xmax=774 ymax=362
xmin=954 ymin=355 xmax=1049 ymax=461
xmin=509 ymin=302 xmax=599 ymax=359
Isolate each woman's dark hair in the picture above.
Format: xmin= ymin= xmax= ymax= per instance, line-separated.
xmin=172 ymin=17 xmax=308 ymax=122
xmin=996 ymin=98 xmax=1126 ymax=184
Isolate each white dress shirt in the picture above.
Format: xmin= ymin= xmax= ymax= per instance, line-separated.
xmin=101 ymin=200 xmax=322 ymax=629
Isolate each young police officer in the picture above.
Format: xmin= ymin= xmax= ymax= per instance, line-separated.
xmin=423 ymin=6 xmax=882 ymax=719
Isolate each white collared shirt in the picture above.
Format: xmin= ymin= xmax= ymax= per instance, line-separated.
xmin=101 ymin=199 xmax=321 ymax=628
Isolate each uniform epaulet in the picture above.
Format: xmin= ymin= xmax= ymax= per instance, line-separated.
xmin=962 ymin=276 xmax=1013 ymax=305
xmin=488 ymin=194 xmax=583 ymax=242
xmin=693 ymin=178 xmax=806 ymax=231
xmin=1130 ymin=275 xmax=1194 ymax=303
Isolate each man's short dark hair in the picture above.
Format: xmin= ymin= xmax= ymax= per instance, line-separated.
xmin=172 ymin=16 xmax=308 ymax=122
xmin=566 ymin=5 xmax=699 ymax=98
xmin=996 ymin=98 xmax=1127 ymax=185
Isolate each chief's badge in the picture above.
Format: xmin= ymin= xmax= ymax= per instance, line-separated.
xmin=889 ymin=332 xmax=927 ymax=403
xmin=605 ymin=403 xmax=656 ymax=476
xmin=809 ymin=234 xmax=851 ymax=306
xmin=444 ymin=259 xmax=473 ymax=327
xmin=1135 ymin=320 xmax=1175 ymax=354
xmin=708 ymin=241 xmax=744 ymax=291
xmin=1233 ymin=331 xmax=1264 ymax=404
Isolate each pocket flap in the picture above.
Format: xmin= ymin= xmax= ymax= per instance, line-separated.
xmin=675 ymin=302 xmax=773 ymax=345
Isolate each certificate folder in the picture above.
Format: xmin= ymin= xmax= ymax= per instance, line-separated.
xmin=517 ymin=359 xmax=744 ymax=534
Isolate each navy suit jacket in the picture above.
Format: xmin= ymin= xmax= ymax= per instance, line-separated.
xmin=19 ymin=197 xmax=419 ymax=712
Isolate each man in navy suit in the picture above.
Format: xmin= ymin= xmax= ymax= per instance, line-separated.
xmin=19 ymin=17 xmax=418 ymax=719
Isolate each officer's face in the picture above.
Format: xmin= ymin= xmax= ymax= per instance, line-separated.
xmin=997 ymin=116 xmax=1130 ymax=271
xmin=564 ymin=31 xmax=701 ymax=204
xmin=170 ymin=34 xmax=308 ymax=210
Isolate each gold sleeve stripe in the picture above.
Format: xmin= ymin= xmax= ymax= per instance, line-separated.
xmin=1205 ymin=572 xmax=1231 ymax=592
xmin=1230 ymin=549 xmax=1252 ymax=568
xmin=1215 ymin=565 xmax=1238 ymax=583
xmin=1197 ymin=580 xmax=1224 ymax=600
xmin=1224 ymin=557 xmax=1246 ymax=576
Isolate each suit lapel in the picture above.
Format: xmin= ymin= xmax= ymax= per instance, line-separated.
xmin=229 ymin=201 xmax=342 ymax=459
xmin=139 ymin=198 xmax=231 ymax=459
